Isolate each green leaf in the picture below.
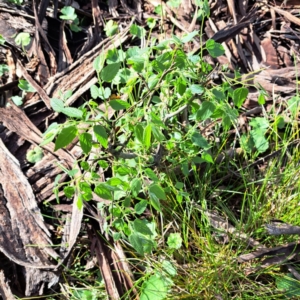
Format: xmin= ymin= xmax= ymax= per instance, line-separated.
xmin=51 ymin=98 xmax=64 ymax=112
xmin=11 ymin=96 xmax=23 ymax=106
xmin=191 ymin=132 xmax=210 ymax=149
xmin=98 ymin=87 xmax=111 ymax=100
xmin=15 ymin=32 xmax=31 ymax=47
xmin=93 ymin=53 xmax=106 ymax=72
xmin=135 ymin=124 xmax=144 ymax=143
xmin=148 ymin=75 xmax=159 ymax=90
xmin=131 ymin=178 xmax=142 ymax=197
xmin=233 ymin=87 xmax=248 ymax=108
xmin=206 ymin=39 xmax=225 ymax=58
xmin=196 ymin=101 xmax=216 ymax=121
xmin=149 ymin=184 xmax=166 ymax=200
xmin=134 ymin=200 xmax=148 ymax=214
xmin=127 ymin=56 xmax=145 ymax=72
xmin=128 ymin=233 xmax=155 ymax=255
xmin=128 ymin=233 xmax=146 ymax=255
xmin=79 ymin=132 xmax=93 ymax=155
xmin=130 ymin=24 xmax=146 ymax=38
xmin=61 ymin=107 xmax=83 ymax=118
xmin=109 ymin=99 xmax=130 ymax=110
xmin=18 ymin=79 xmax=35 ymax=92
xmin=140 ymin=274 xmax=168 ymax=300
xmin=107 ymin=177 xmax=123 ymax=186
xmin=147 ymin=18 xmax=156 ymax=29
xmin=90 ymin=85 xmax=99 ymax=99
xmin=250 ymin=129 xmax=269 ymax=153
xmin=144 ymin=168 xmax=159 ymax=181
xmin=175 ymin=77 xmax=187 ymax=96
xmin=80 ymin=161 xmax=89 ymax=171
xmin=167 ymin=232 xmax=182 ymax=249
xmin=64 ymin=186 xmax=75 ymax=198
xmin=143 ymin=124 xmax=152 ymax=149
xmin=258 ymin=93 xmax=265 ymax=105
xmin=190 ymin=84 xmax=204 ymax=95
xmin=181 ymin=30 xmax=199 ymax=43
xmin=276 ymin=274 xmax=300 ymax=297
xmin=201 ymin=152 xmax=214 ymax=163
xmin=60 ymin=6 xmax=77 ymax=20
xmin=94 ymin=183 xmax=113 ymax=200
xmin=93 ymin=125 xmax=108 ymax=148
xmin=26 ymin=147 xmax=43 ymax=163
xmin=101 ymin=62 xmax=121 ymax=82
xmin=287 ymin=96 xmax=300 ymax=116
xmin=77 ymin=195 xmax=83 ymax=210
xmin=149 ymin=193 xmax=161 ymax=212
xmin=133 ymin=219 xmax=153 ymax=236
xmin=151 ymin=125 xmax=165 ymax=142
xmin=249 ymin=117 xmax=269 ymax=131
xmin=104 ymin=20 xmax=118 ymax=36
xmin=54 ymin=126 xmax=78 ymax=151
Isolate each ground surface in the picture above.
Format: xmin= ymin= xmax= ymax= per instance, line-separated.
xmin=0 ymin=0 xmax=300 ymax=299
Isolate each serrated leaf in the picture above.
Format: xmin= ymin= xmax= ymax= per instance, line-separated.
xmin=61 ymin=107 xmax=83 ymax=118
xmin=128 ymin=233 xmax=145 ymax=255
xmin=54 ymin=126 xmax=78 ymax=151
xmin=134 ymin=200 xmax=148 ymax=214
xmin=149 ymin=184 xmax=166 ymax=200
xmin=149 ymin=193 xmax=161 ymax=212
xmin=101 ymin=62 xmax=121 ymax=82
xmin=140 ymin=274 xmax=168 ymax=300
xmin=167 ymin=232 xmax=182 ymax=249
xmin=51 ymin=98 xmax=64 ymax=112
xmin=206 ymin=39 xmax=225 ymax=58
xmin=130 ymin=24 xmax=146 ymax=38
xmin=109 ymin=99 xmax=130 ymax=110
xmin=107 ymin=177 xmax=123 ymax=186
xmin=191 ymin=132 xmax=210 ymax=149
xmin=133 ymin=219 xmax=153 ymax=236
xmin=127 ymin=56 xmax=145 ymax=72
xmin=79 ymin=132 xmax=93 ymax=155
xmin=197 ymin=101 xmax=216 ymax=121
xmin=93 ymin=125 xmax=108 ymax=148
xmin=64 ymin=186 xmax=75 ymax=198
xmin=250 ymin=129 xmax=269 ymax=153
xmin=94 ymin=183 xmax=112 ymax=200
xmin=233 ymin=87 xmax=248 ymax=108
xmin=131 ymin=178 xmax=142 ymax=197
xmin=144 ymin=168 xmax=159 ymax=181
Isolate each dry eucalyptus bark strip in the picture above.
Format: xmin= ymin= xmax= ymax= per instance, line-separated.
xmin=0 ymin=138 xmax=60 ymax=295
xmin=0 ymin=270 xmax=15 ymax=300
xmin=0 ymin=103 xmax=83 ymax=269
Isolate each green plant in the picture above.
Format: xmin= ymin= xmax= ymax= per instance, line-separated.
xmin=39 ymin=15 xmax=300 ymax=298
xmin=60 ymin=6 xmax=81 ymax=32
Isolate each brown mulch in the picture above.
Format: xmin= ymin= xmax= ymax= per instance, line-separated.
xmin=0 ymin=0 xmax=300 ymax=298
